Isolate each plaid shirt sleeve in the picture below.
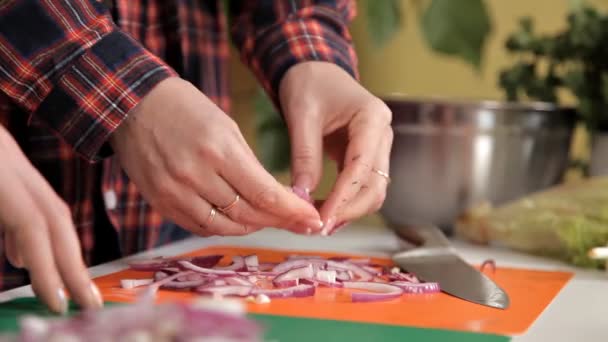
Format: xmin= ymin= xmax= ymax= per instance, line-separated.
xmin=0 ymin=0 xmax=176 ymax=162
xmin=229 ymin=0 xmax=359 ymax=105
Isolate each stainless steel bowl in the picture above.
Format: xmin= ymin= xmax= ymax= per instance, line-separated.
xmin=379 ymin=96 xmax=577 ymax=231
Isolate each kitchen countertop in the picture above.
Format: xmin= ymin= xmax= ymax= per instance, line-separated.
xmin=0 ymin=224 xmax=605 ymax=341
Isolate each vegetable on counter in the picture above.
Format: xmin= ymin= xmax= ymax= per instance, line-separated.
xmin=3 ymin=299 xmax=262 ymax=342
xmin=456 ymin=176 xmax=608 ymax=269
xmin=123 ymin=254 xmax=440 ymax=303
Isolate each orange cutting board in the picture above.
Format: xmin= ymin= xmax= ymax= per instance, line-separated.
xmin=94 ymin=245 xmax=572 ymax=336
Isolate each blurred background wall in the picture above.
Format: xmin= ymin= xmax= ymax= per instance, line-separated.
xmin=228 ymin=0 xmax=608 ymax=227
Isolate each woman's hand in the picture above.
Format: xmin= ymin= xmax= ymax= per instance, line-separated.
xmin=280 ymin=62 xmax=393 ymax=234
xmin=110 ymin=78 xmax=322 ymax=236
xmin=0 ymin=126 xmax=102 ymax=314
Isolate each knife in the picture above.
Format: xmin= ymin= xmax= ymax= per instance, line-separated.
xmin=391 ymin=224 xmax=510 ymax=310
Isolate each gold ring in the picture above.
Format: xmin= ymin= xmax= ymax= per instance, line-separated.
xmin=219 ymin=195 xmax=240 ymax=213
xmin=372 ymin=168 xmax=391 ymax=183
xmin=206 ymin=208 xmax=217 ymax=225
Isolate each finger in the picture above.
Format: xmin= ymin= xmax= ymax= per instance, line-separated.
xmin=22 ymin=171 xmax=103 ymax=311
xmin=194 ymin=174 xmax=291 ymax=229
xmin=164 ymin=184 xmax=264 ymax=236
xmin=319 ymin=111 xmax=386 ymax=227
xmin=0 ymin=161 xmax=66 ymax=313
xmin=4 ymin=231 xmax=23 ymax=268
xmin=331 ymin=128 xmax=393 ymax=229
xmin=18 ymin=221 xmax=67 ymax=314
xmin=219 ymin=149 xmax=323 ymax=232
xmin=287 ymin=113 xmax=323 ymax=195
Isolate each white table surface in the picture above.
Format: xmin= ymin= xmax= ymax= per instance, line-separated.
xmin=0 ymin=224 xmax=606 ymax=341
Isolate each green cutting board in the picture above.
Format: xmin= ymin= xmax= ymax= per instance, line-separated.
xmin=0 ymin=298 xmax=510 ymax=342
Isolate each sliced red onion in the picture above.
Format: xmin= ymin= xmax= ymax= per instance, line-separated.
xmin=224 ymin=277 xmax=254 ymax=286
xmin=142 ymin=271 xmax=193 ymax=300
xmin=215 ymin=255 xmax=246 ymax=271
xmin=272 ymin=259 xmax=326 ymax=274
xmin=212 ymin=279 xmax=227 ymax=286
xmin=195 ymin=285 xmax=253 ymax=297
xmin=315 ymin=270 xmax=337 ymax=283
xmin=162 ymin=279 xmax=207 ymax=289
xmin=326 ymin=260 xmax=373 ymax=281
xmin=252 ymin=284 xmax=315 ymax=298
xmin=287 ymin=255 xmax=324 ymax=260
xmin=336 ymin=271 xmax=352 ymax=281
xmin=258 ymin=263 xmax=277 ymax=271
xmin=154 ymin=271 xmax=169 ymax=282
xmin=480 ymin=259 xmax=496 ymax=273
xmin=244 ymin=255 xmax=259 ymax=271
xmin=273 ymin=265 xmax=314 ymax=288
xmin=328 ymin=257 xmax=372 ymax=265
xmin=128 ymin=255 xmax=222 ymax=272
xmin=120 ymin=278 xmax=154 ymax=289
xmin=388 ymin=273 xmax=420 ymax=283
xmin=178 ymin=261 xmax=237 ymax=275
xmin=390 ymin=281 xmax=440 ymax=294
xmin=342 ymin=281 xmax=403 ymax=302
xmin=362 ymin=265 xmax=382 ymax=276
xmin=301 ymin=278 xmax=343 ymax=288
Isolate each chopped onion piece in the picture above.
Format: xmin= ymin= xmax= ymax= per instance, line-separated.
xmin=178 ymin=261 xmax=237 ymax=275
xmin=342 ymin=281 xmax=403 ymax=302
xmin=252 ymin=284 xmax=315 ymax=298
xmin=254 ymin=294 xmax=271 ymax=304
xmin=273 ymin=265 xmax=313 ymax=288
xmin=244 ymin=255 xmax=259 ymax=271
xmin=326 ymin=260 xmax=373 ymax=281
xmin=272 ymin=259 xmax=326 ymax=274
xmin=214 ymin=255 xmax=246 ymax=271
xmin=390 ymin=281 xmax=440 ymax=294
xmin=480 ymin=259 xmax=496 ymax=274
xmin=120 ymin=278 xmax=154 ymax=289
xmin=195 ymin=285 xmax=253 ymax=297
xmin=128 ymin=255 xmax=222 ymax=271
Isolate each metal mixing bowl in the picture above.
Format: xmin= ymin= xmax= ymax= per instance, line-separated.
xmin=379 ymin=96 xmax=577 ymax=231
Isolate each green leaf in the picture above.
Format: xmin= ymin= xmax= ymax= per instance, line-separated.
xmin=420 ymin=0 xmax=492 ymax=69
xmin=366 ymin=0 xmax=403 ymax=47
xmin=253 ymin=89 xmax=291 ymax=173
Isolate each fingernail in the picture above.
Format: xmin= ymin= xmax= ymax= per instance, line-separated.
xmin=303 ymin=218 xmax=323 ymax=231
xmin=292 ymin=186 xmax=312 ymax=203
xmin=293 ymin=175 xmax=313 ymax=195
xmin=321 ymin=216 xmax=336 ymax=236
xmin=57 ymin=288 xmax=68 ymax=315
xmin=90 ymin=283 xmax=103 ymax=309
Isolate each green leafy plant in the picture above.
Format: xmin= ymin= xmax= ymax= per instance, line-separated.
xmin=499 ymin=3 xmax=608 ymax=133
xmin=256 ymin=0 xmax=492 ymax=172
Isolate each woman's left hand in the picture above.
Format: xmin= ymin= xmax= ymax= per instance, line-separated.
xmin=279 ymin=61 xmax=393 ymax=234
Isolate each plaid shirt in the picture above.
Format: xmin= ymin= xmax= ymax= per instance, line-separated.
xmin=0 ymin=0 xmax=357 ymax=290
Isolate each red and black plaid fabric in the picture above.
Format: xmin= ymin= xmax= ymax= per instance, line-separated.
xmin=0 ymin=0 xmax=358 ymax=290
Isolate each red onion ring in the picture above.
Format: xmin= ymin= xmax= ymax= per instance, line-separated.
xmin=128 ymin=255 xmax=223 ymax=271
xmin=273 ymin=265 xmax=314 ymax=288
xmin=342 ymin=281 xmax=403 ymax=302
xmin=214 ymin=255 xmax=246 ymax=271
xmin=178 ymin=261 xmax=237 ymax=275
xmin=326 ymin=260 xmax=373 ymax=281
xmin=194 ymin=285 xmax=253 ymax=297
xmin=390 ymin=281 xmax=440 ymax=294
xmin=480 ymin=259 xmax=496 ymax=274
xmin=272 ymin=259 xmax=326 ymax=274
xmin=252 ymin=284 xmax=315 ymax=298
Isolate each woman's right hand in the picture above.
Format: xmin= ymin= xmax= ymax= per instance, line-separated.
xmin=110 ymin=78 xmax=322 ymax=236
xmin=0 ymin=126 xmax=102 ymax=314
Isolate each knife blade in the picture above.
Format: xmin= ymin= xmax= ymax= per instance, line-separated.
xmin=391 ymin=224 xmax=510 ymax=310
